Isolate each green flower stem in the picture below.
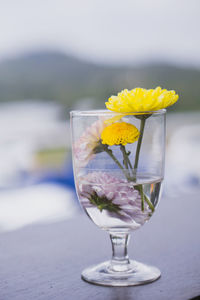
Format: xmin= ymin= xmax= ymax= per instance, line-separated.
xmin=134 ymin=117 xmax=146 ymax=171
xmin=102 ymin=138 xmax=155 ymax=213
xmin=133 ymin=116 xmax=155 ymax=212
xmin=120 ymin=145 xmax=131 ymax=180
xmin=138 ymin=185 xmax=144 ymax=211
xmin=144 ymin=193 xmax=154 ymax=212
xmin=134 ymin=184 xmax=154 ymax=212
xmin=120 ymin=145 xmax=128 ymax=169
xmin=122 ymin=146 xmax=133 ymax=170
xmin=102 ymin=144 xmax=129 ymax=180
xmin=127 ymin=156 xmax=133 ymax=170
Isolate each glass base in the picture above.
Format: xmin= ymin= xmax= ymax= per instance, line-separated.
xmin=82 ymin=260 xmax=161 ymax=287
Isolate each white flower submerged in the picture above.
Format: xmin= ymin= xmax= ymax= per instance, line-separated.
xmin=78 ymin=172 xmax=151 ymax=227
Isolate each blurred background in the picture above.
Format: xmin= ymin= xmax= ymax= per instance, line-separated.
xmin=0 ymin=0 xmax=199 ymax=232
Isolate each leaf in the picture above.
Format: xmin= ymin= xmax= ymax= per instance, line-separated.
xmin=88 ymin=191 xmax=121 ymax=213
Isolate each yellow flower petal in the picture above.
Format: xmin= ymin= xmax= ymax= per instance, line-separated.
xmin=104 ymin=114 xmax=125 ymax=124
xmin=106 ymin=86 xmax=179 ymax=113
xmin=101 ymin=122 xmax=140 ymax=146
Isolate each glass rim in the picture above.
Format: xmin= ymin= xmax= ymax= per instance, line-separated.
xmin=70 ymin=109 xmax=166 ymax=117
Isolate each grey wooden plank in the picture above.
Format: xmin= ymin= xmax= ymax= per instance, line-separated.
xmin=0 ymin=193 xmax=199 ymax=300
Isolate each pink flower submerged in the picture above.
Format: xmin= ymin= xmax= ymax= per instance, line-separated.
xmin=73 ymin=118 xmax=107 ymax=168
xmin=78 ymin=172 xmax=151 ymax=227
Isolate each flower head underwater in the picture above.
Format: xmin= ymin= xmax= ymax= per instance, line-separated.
xmin=78 ymin=172 xmax=151 ymax=227
xmin=101 ymin=122 xmax=140 ymax=146
xmin=106 ymin=86 xmax=179 ymax=113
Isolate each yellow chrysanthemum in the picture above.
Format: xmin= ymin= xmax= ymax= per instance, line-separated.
xmin=101 ymin=122 xmax=140 ymax=146
xmin=106 ymin=86 xmax=179 ymax=113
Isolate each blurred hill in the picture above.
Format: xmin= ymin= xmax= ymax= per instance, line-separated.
xmin=0 ymin=51 xmax=199 ymax=112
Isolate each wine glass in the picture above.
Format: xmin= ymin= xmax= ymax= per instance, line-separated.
xmin=70 ymin=109 xmax=166 ymax=286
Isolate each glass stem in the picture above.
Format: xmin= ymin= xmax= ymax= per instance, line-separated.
xmin=109 ymin=233 xmax=131 ymax=272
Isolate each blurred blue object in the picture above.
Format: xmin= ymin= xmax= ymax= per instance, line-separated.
xmin=36 ymin=163 xmax=75 ymax=190
xmin=185 ymin=175 xmax=200 ymax=187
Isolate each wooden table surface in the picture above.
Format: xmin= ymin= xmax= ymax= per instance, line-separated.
xmin=0 ymin=192 xmax=199 ymax=300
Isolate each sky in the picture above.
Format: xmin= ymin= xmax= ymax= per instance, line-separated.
xmin=0 ymin=0 xmax=200 ymax=67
